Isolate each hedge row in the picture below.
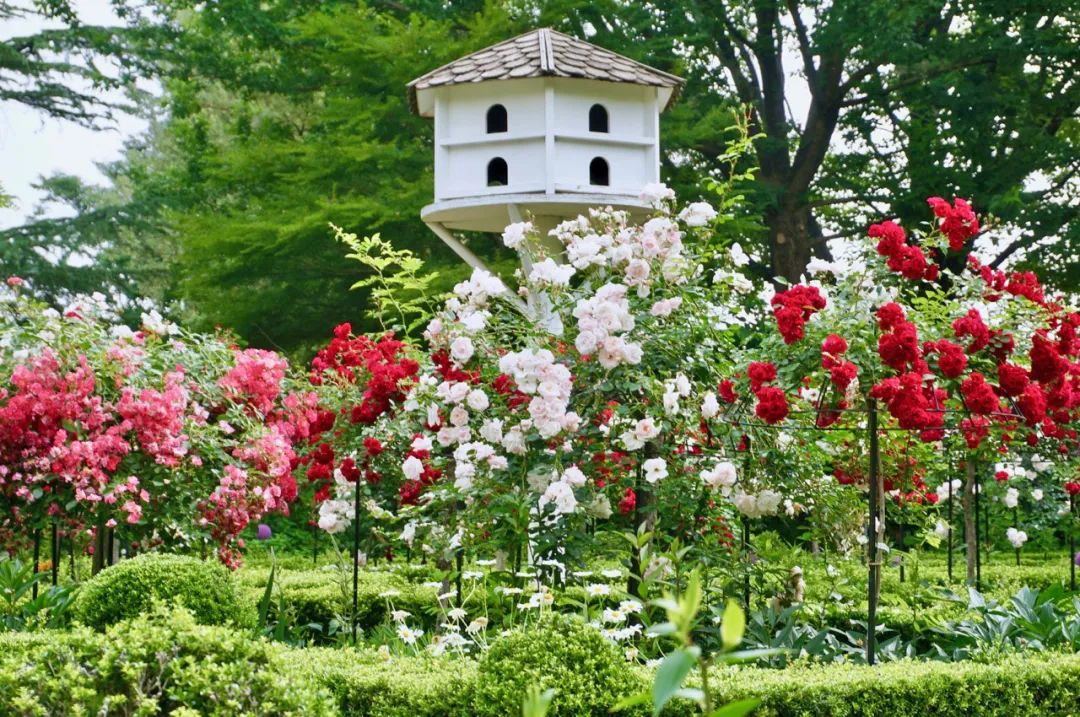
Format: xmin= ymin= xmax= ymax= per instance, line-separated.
xmin=74 ymin=553 xmax=255 ymax=629
xmin=706 ymin=653 xmax=1080 ymax=717
xmin=0 ymin=607 xmax=335 ymax=716
xmin=235 ymin=566 xmax=439 ymax=631
xmin=4 ymin=609 xmax=1080 ymax=716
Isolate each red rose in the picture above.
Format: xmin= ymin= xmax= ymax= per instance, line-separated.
xmin=960 ymin=373 xmax=999 ymax=415
xmin=822 ymin=334 xmax=848 ymax=357
xmin=754 ymin=386 xmax=789 ymax=424
xmin=747 ymin=362 xmax=777 ymax=390
xmin=997 ymin=363 xmax=1029 ymax=397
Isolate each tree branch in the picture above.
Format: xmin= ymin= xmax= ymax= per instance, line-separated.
xmin=784 ymin=0 xmax=818 ymax=95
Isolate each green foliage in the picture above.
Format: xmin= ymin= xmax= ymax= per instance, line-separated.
xmin=0 ymin=558 xmax=76 ymax=631
xmin=705 ymin=652 xmax=1080 ymax=717
xmin=472 ymin=613 xmax=638 ymax=717
xmin=235 ymin=566 xmax=437 ymax=636
xmin=335 ymin=226 xmax=441 ymax=338
xmin=280 ymin=646 xmax=478 ymax=717
xmin=73 ymin=553 xmax=254 ymax=629
xmin=0 ymin=606 xmax=337 ymax=716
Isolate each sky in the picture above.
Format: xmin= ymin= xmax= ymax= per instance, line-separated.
xmin=0 ymin=0 xmax=150 ymax=230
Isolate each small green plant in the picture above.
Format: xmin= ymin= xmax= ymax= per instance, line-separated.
xmin=522 ymin=685 xmax=556 ymax=717
xmin=73 ymin=552 xmax=253 ymax=628
xmin=254 ymin=549 xmax=324 ymax=646
xmin=0 ymin=558 xmax=75 ymax=631
xmin=617 ymin=569 xmax=775 ymax=716
xmin=334 ymin=226 xmax=441 ymax=336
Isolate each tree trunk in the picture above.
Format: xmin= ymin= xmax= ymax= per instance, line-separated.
xmin=963 ymin=460 xmax=977 ymax=584
xmin=767 ymin=203 xmax=820 ymax=284
xmin=91 ymin=518 xmax=111 ymax=576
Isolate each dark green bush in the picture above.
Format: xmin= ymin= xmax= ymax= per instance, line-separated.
xmin=704 ymin=652 xmax=1080 ymax=716
xmin=0 ymin=606 xmax=337 ymax=716
xmin=74 ymin=553 xmax=254 ymax=628
xmin=281 ymin=647 xmax=478 ymax=717
xmin=235 ymin=566 xmax=437 ymax=633
xmin=472 ymin=614 xmax=638 ymax=716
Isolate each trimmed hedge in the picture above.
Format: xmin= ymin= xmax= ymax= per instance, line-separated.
xmin=0 ymin=607 xmax=336 ymax=716
xmin=7 ymin=605 xmax=1080 ymax=716
xmin=281 ymin=647 xmax=479 ymax=717
xmin=288 ymin=628 xmax=1080 ymax=717
xmin=472 ymin=614 xmax=639 ymax=716
xmin=705 ymin=652 xmax=1080 ymax=716
xmin=73 ymin=552 xmax=254 ymax=629
xmin=235 ymin=566 xmax=438 ymax=632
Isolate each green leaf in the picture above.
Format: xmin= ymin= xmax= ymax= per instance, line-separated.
xmin=256 ymin=548 xmax=276 ymax=631
xmin=721 ymin=599 xmax=746 ymax=650
xmin=708 ymin=698 xmax=761 ymax=717
xmin=652 ymin=648 xmax=696 ymax=716
xmin=610 ymin=691 xmax=651 ymax=713
xmin=646 ymin=621 xmax=678 ymax=637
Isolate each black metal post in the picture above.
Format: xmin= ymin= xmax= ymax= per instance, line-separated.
xmin=1070 ymin=494 xmax=1076 ymax=592
xmin=974 ymin=467 xmax=982 ymax=592
xmin=742 ymin=515 xmax=751 ymax=612
xmin=51 ymin=521 xmax=59 ymax=586
xmin=947 ymin=473 xmax=954 ymax=582
xmin=1014 ymin=506 xmax=1020 ymax=567
xmin=866 ymin=397 xmax=880 ymax=666
xmin=31 ymin=528 xmax=41 ymax=599
xmin=352 ymin=477 xmax=361 ymax=645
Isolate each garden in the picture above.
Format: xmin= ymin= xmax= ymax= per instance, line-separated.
xmin=2 ymin=178 xmax=1079 ymax=716
xmin=3 ymin=2 xmax=1080 ymax=716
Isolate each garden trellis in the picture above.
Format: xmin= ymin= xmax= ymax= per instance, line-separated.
xmin=710 ymin=390 xmax=1039 ymax=664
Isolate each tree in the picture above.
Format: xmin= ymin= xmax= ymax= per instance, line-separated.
xmin=0 ymin=1 xmax=162 ymax=125
xmin=541 ymin=1 xmax=1080 ymax=285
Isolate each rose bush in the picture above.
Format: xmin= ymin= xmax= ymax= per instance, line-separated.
xmin=0 ymin=287 xmax=314 ymax=567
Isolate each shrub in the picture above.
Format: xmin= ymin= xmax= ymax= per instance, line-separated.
xmin=280 ymin=647 xmax=478 ymax=717
xmin=472 ymin=614 xmax=639 ymax=716
xmin=0 ymin=606 xmax=338 ymax=716
xmin=235 ymin=566 xmax=438 ymax=634
xmin=704 ymin=652 xmax=1080 ymax=717
xmin=74 ymin=552 xmax=254 ymax=628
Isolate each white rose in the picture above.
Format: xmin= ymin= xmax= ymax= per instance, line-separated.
xmin=450 ymin=336 xmax=474 ymax=364
xmin=643 ymin=457 xmax=668 ymax=484
xmin=402 ymin=456 xmax=424 ymax=481
xmin=467 ymin=389 xmax=489 ymax=411
xmin=678 ymin=201 xmax=717 ymax=227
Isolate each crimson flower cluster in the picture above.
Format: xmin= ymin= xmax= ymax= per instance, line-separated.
xmin=748 ymin=361 xmax=788 ymax=425
xmin=870 ymin=220 xmax=939 ymax=282
xmin=771 ymin=285 xmax=826 ymax=344
xmin=927 ymin=197 xmax=979 ymax=251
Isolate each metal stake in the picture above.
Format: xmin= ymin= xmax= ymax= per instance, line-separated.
xmin=866 ymin=397 xmax=880 ymax=666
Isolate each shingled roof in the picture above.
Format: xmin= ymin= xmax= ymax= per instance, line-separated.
xmin=407 ymin=28 xmax=684 ymax=115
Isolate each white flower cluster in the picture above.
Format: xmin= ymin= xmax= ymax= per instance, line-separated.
xmin=700 ymin=461 xmax=738 ymax=494
xmin=498 ymin=348 xmax=579 ymax=439
xmin=538 ymin=465 xmax=588 ymax=514
xmin=528 ymin=257 xmax=575 ymax=287
xmin=572 ymin=283 xmax=642 ymax=368
xmin=733 ymin=489 xmax=783 ymax=518
xmin=450 ymin=439 xmax=507 ymax=492
xmin=316 ymin=464 xmax=358 ymax=534
xmin=1006 ymin=526 xmax=1028 ymax=549
xmin=425 ymin=267 xmax=506 ymax=363
xmin=433 ymin=381 xmax=492 ymax=448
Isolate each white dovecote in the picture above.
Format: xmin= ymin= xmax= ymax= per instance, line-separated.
xmin=408 ymin=28 xmax=683 ymax=235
